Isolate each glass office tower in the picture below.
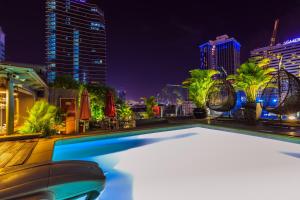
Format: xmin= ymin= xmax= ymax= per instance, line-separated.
xmin=46 ymin=0 xmax=107 ymax=84
xmin=199 ymin=35 xmax=241 ymax=76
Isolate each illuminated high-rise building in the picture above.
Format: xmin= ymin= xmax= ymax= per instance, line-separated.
xmin=0 ymin=27 xmax=5 ymax=62
xmin=251 ymin=37 xmax=300 ymax=77
xmin=199 ymin=35 xmax=241 ymax=75
xmin=46 ymin=0 xmax=107 ymax=84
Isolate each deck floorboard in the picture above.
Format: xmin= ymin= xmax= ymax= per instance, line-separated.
xmin=0 ymin=141 xmax=37 ymax=168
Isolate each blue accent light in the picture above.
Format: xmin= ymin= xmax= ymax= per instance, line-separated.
xmin=198 ymin=42 xmax=210 ymax=48
xmin=48 ymin=1 xmax=56 ymax=9
xmin=73 ymin=30 xmax=80 ymax=81
xmin=83 ymin=72 xmax=87 ymax=83
xmin=75 ymin=0 xmax=87 ymax=2
xmin=47 ymin=10 xmax=57 ymax=82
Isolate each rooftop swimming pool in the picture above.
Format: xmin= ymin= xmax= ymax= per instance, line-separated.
xmin=53 ymin=126 xmax=300 ymax=200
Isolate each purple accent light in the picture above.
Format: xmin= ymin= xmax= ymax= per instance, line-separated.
xmin=283 ymin=38 xmax=300 ymax=45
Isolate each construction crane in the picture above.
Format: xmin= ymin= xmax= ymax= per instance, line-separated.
xmin=270 ymin=19 xmax=280 ymax=46
xmin=262 ymin=19 xmax=280 ymax=64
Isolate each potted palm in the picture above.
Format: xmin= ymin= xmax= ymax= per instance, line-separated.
xmin=227 ymin=58 xmax=275 ymax=124
xmin=183 ymin=69 xmax=219 ymax=119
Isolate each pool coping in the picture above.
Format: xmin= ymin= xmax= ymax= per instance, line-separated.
xmin=25 ymin=123 xmax=300 ymax=166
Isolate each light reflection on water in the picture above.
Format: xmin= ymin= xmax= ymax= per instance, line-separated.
xmin=53 ymin=132 xmax=197 ymax=200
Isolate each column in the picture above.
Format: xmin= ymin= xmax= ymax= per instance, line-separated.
xmin=6 ymin=78 xmax=14 ymax=135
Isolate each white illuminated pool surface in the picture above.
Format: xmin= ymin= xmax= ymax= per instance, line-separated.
xmin=53 ymin=127 xmax=300 ymax=200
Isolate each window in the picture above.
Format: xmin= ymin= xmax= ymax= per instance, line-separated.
xmin=73 ymin=30 xmax=80 ymax=81
xmin=90 ymin=22 xmax=105 ymax=31
xmin=94 ymin=59 xmax=103 ymax=64
xmin=66 ymin=0 xmax=71 ymax=10
xmin=65 ymin=17 xmax=71 ymax=25
xmin=91 ymin=7 xmax=98 ymax=12
xmin=48 ymin=1 xmax=56 ymax=9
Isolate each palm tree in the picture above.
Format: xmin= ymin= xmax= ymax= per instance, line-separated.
xmin=227 ymin=58 xmax=275 ymax=122
xmin=227 ymin=58 xmax=275 ymax=103
xmin=183 ymin=69 xmax=219 ymax=118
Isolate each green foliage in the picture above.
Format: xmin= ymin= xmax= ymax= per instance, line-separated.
xmin=19 ymin=100 xmax=58 ymax=136
xmin=227 ymin=58 xmax=275 ymax=103
xmin=117 ymin=103 xmax=134 ymax=121
xmin=51 ymin=75 xmax=119 ymax=121
xmin=50 ymin=75 xmax=80 ymax=89
xmin=139 ymin=112 xmax=149 ymax=119
xmin=85 ymin=84 xmax=113 ymax=121
xmin=183 ymin=69 xmax=219 ymax=108
xmin=141 ymin=96 xmax=158 ymax=118
xmin=91 ymin=102 xmax=105 ymax=121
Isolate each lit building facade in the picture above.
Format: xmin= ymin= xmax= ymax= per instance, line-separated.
xmin=117 ymin=90 xmax=127 ymax=102
xmin=46 ymin=0 xmax=107 ymax=84
xmin=251 ymin=38 xmax=300 ymax=77
xmin=199 ymin=35 xmax=241 ymax=76
xmin=0 ymin=27 xmax=5 ymax=62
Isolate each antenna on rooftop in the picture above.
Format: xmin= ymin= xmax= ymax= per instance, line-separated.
xmin=270 ymin=19 xmax=279 ymax=47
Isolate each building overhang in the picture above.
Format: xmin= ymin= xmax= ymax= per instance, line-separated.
xmin=0 ymin=63 xmax=48 ymax=92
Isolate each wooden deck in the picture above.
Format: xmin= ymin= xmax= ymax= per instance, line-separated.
xmin=0 ymin=140 xmax=37 ymax=168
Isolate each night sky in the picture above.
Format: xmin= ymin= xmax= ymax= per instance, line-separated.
xmin=1 ymin=0 xmax=300 ymax=100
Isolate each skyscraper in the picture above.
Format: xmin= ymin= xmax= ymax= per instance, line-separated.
xmin=46 ymin=0 xmax=107 ymax=84
xmin=251 ymin=37 xmax=300 ymax=77
xmin=0 ymin=27 xmax=5 ymax=62
xmin=199 ymin=35 xmax=241 ymax=75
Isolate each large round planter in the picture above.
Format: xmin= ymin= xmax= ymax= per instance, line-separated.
xmin=193 ymin=108 xmax=207 ymax=119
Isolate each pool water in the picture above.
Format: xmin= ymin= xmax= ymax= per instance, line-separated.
xmin=53 ymin=127 xmax=300 ymax=200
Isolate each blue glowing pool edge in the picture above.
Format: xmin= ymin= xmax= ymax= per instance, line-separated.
xmin=53 ymin=123 xmax=300 ymax=150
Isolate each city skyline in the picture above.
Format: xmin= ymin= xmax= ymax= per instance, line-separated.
xmin=1 ymin=0 xmax=300 ymax=100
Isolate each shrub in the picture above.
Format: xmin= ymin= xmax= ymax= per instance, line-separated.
xmin=118 ymin=103 xmax=134 ymax=121
xmin=19 ymin=100 xmax=58 ymax=136
xmin=141 ymin=96 xmax=158 ymax=118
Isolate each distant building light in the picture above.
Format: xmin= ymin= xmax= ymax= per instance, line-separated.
xmin=94 ymin=59 xmax=103 ymax=64
xmin=283 ymin=38 xmax=300 ymax=45
xmin=90 ymin=22 xmax=105 ymax=30
xmin=288 ymin=115 xmax=297 ymax=120
xmin=48 ymin=1 xmax=56 ymax=9
xmin=91 ymin=7 xmax=98 ymax=12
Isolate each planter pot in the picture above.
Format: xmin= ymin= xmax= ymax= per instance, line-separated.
xmin=256 ymin=103 xmax=262 ymax=119
xmin=244 ymin=103 xmax=257 ymax=125
xmin=193 ymin=108 xmax=207 ymax=119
